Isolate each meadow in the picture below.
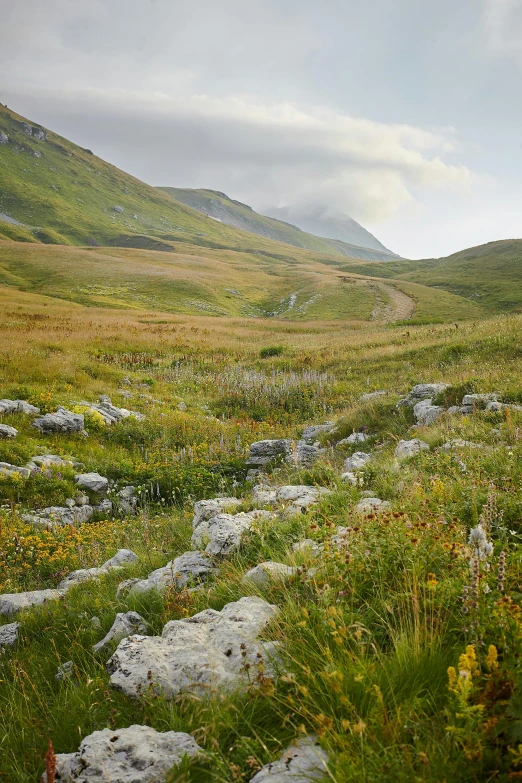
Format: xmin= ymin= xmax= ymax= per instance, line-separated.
xmin=0 ymin=280 xmax=522 ymax=781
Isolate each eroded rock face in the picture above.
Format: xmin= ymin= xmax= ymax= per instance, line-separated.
xmin=395 ymin=439 xmax=430 ymax=460
xmin=0 ymin=588 xmax=65 ymax=617
xmin=74 ymin=472 xmax=109 ymax=493
xmin=343 ymin=452 xmax=372 ymax=472
xmin=58 ymin=549 xmax=139 ymax=590
xmin=107 ymin=596 xmax=279 ymax=699
xmin=250 ymin=735 xmax=329 ymax=782
xmin=397 ymin=383 xmax=448 ymax=407
xmin=285 ymin=441 xmax=324 ymax=467
xmin=22 ymin=504 xmax=94 ymax=528
xmin=33 ymin=408 xmax=85 ymax=434
xmin=462 ymin=393 xmax=500 ymax=408
xmin=0 ymin=622 xmax=20 ymax=650
xmin=0 ymin=424 xmax=18 ymax=439
xmin=79 ymin=396 xmax=145 ymax=425
xmin=192 ymin=510 xmax=273 ymax=555
xmin=252 ymin=485 xmax=278 ymax=505
xmin=242 ymin=561 xmax=296 ymax=588
xmin=192 ymin=497 xmax=242 ymax=530
xmin=43 ymin=725 xmax=202 ymax=783
xmin=413 ymin=399 xmax=443 ymax=426
xmin=0 ymin=399 xmax=40 ymax=415
xmin=127 ymin=551 xmax=213 ymax=595
xmin=247 ymin=439 xmax=291 ymax=467
xmin=93 ymin=612 xmax=147 ymax=653
xmin=300 ymin=423 xmax=334 ymax=443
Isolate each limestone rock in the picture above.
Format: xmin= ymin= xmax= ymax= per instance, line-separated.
xmin=192 ymin=497 xmax=242 ymax=531
xmin=0 ymin=131 xmax=8 ymax=144
xmin=107 ymin=596 xmax=279 ymax=699
xmin=440 ymin=439 xmax=480 ymax=451
xmin=177 ymin=401 xmax=187 ymax=411
xmin=79 ymin=397 xmax=145 ymax=425
xmin=341 ymin=471 xmax=359 ymax=486
xmin=397 ymin=383 xmax=449 ymax=407
xmin=0 ymin=588 xmax=65 ymax=616
xmin=192 ymin=510 xmax=273 ymax=555
xmin=113 ymin=205 xmax=124 ymax=213
xmin=33 ymin=408 xmax=85 ymax=434
xmin=0 ymin=462 xmax=31 ymax=479
xmin=117 ymin=485 xmax=137 ymax=514
xmin=246 ymin=439 xmax=291 ymax=467
xmin=242 ymin=561 xmax=296 ymax=587
xmin=300 ymin=423 xmax=334 ymax=442
xmin=276 ymin=485 xmax=330 ymax=512
xmin=93 ymin=611 xmax=147 ymax=653
xmin=44 ymin=725 xmax=202 ymax=783
xmin=74 ymin=472 xmax=109 ymax=493
xmin=462 ymin=393 xmax=500 ymax=408
xmin=128 ymin=551 xmax=213 ymax=595
xmin=95 ymin=498 xmax=113 ymax=515
xmin=250 ymin=735 xmax=329 ymax=782
xmin=395 ymin=439 xmax=430 ymax=460
xmin=58 ymin=549 xmax=139 ymax=590
xmin=55 ymin=660 xmax=74 ymax=681
xmin=355 ymin=497 xmax=391 ymax=514
xmin=343 ymin=452 xmax=372 ymax=471
xmin=413 ymin=399 xmax=443 ymax=426
xmin=22 ymin=504 xmax=94 ymax=528
xmin=337 ymin=432 xmax=367 ymax=446
xmin=0 ymin=424 xmax=17 ymax=439
xmin=252 ymin=485 xmax=278 ymax=505
xmin=27 ymin=454 xmax=73 ymax=470
xmin=0 ymin=622 xmax=19 ymax=650
xmin=292 ymin=539 xmax=321 ymax=556
xmin=285 ymin=440 xmax=324 ymax=467
xmin=0 ymin=399 xmax=40 ymax=415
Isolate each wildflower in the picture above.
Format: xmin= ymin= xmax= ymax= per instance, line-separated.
xmin=485 ymin=644 xmax=499 ymax=671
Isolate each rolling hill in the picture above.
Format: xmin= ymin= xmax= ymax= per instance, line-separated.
xmin=160 ymin=187 xmax=399 ymax=262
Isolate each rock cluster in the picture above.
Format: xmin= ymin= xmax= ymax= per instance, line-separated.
xmin=125 ymin=551 xmax=213 ymax=595
xmin=33 ymin=408 xmax=85 ymax=434
xmin=78 ymin=396 xmax=145 ymax=425
xmin=0 ymin=399 xmax=40 ymax=414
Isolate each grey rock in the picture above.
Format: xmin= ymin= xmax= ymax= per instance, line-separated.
xmin=58 ymin=549 xmax=139 ymax=590
xmin=0 ymin=131 xmax=8 ymax=144
xmin=337 ymin=432 xmax=367 ymax=446
xmin=75 ymin=493 xmax=90 ymax=506
xmin=117 ymin=485 xmax=137 ymax=515
xmin=252 ymin=485 xmax=278 ymax=505
xmin=192 ymin=510 xmax=273 ymax=555
xmin=0 ymin=424 xmax=17 ymax=439
xmin=246 ymin=439 xmax=291 ymax=467
xmin=113 ymin=205 xmax=124 ymax=213
xmin=250 ymin=735 xmax=329 ymax=782
xmin=115 ymin=579 xmax=143 ymax=599
xmin=44 ymin=725 xmax=202 ymax=783
xmin=90 ymin=616 xmax=102 ymax=629
xmin=107 ymin=596 xmax=279 ymax=699
xmin=360 ymin=390 xmax=387 ymax=403
xmin=192 ymin=497 xmax=242 ymax=530
xmin=397 ymin=383 xmax=449 ymax=407
xmin=242 ymin=561 xmax=296 ymax=587
xmin=285 ymin=440 xmax=324 ymax=467
xmin=33 ymin=407 xmax=84 ymax=434
xmin=79 ymin=397 xmax=145 ymax=425
xmin=355 ymin=497 xmax=391 ymax=514
xmin=276 ymin=485 xmax=330 ymax=513
xmin=95 ymin=498 xmax=113 ymax=514
xmin=0 ymin=462 xmax=31 ymax=478
xmin=27 ymin=454 xmax=72 ymax=469
xmin=93 ymin=611 xmax=147 ymax=653
xmin=343 ymin=451 xmax=372 ymax=471
xmin=440 ymin=439 xmax=480 ymax=451
xmin=292 ymin=539 xmax=321 ymax=556
xmin=22 ymin=504 xmax=94 ymax=528
xmin=31 ymin=126 xmax=47 ymax=141
xmin=65 ymin=498 xmax=76 ymax=509
xmin=0 ymin=588 xmax=65 ymax=616
xmin=300 ymin=423 xmax=334 ymax=442
xmin=341 ymin=471 xmax=359 ymax=486
xmin=74 ymin=472 xmax=109 ymax=493
xmin=55 ymin=660 xmax=74 ymax=681
xmin=413 ymin=399 xmax=443 ymax=426
xmin=462 ymin=393 xmax=500 ymax=408
xmin=395 ymin=439 xmax=430 ymax=460
xmin=0 ymin=399 xmax=40 ymax=415
xmin=32 ymin=150 xmax=41 ymax=158
xmin=0 ymin=622 xmax=19 ymax=650
xmin=177 ymin=401 xmax=188 ymax=411
xmin=447 ymin=404 xmax=473 ymax=415
xmin=128 ymin=551 xmax=213 ymax=595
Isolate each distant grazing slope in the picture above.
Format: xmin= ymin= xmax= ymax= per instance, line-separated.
xmin=266 ymin=204 xmax=394 ymax=255
xmin=0 ymin=105 xmax=332 ymax=257
xmin=160 ymin=187 xmax=399 ymax=262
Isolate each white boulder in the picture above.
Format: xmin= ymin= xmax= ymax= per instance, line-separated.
xmin=74 ymin=472 xmax=109 ymax=493
xmin=107 ymin=596 xmax=279 ymax=699
xmin=250 ymin=735 xmax=329 ymax=782
xmin=93 ymin=611 xmax=147 ymax=653
xmin=192 ymin=510 xmax=273 ymax=555
xmin=242 ymin=561 xmax=296 ymax=588
xmin=413 ymin=399 xmax=443 ymax=426
xmin=343 ymin=452 xmax=372 ymax=471
xmin=0 ymin=588 xmax=65 ymax=617
xmin=276 ymin=485 xmax=330 ymax=512
xmin=0 ymin=424 xmax=18 ymax=439
xmin=127 ymin=551 xmax=213 ymax=595
xmin=32 ymin=408 xmax=85 ymax=434
xmin=192 ymin=497 xmax=242 ymax=530
xmin=58 ymin=549 xmax=139 ymax=590
xmin=0 ymin=399 xmax=40 ymax=415
xmin=355 ymin=497 xmax=391 ymax=514
xmin=0 ymin=622 xmax=20 ymax=651
xmin=395 ymin=439 xmax=430 ymax=460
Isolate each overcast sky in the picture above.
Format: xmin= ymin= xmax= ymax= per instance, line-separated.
xmin=1 ymin=0 xmax=521 ymax=258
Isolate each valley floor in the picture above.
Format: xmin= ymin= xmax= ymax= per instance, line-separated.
xmin=1 ymin=292 xmax=522 ymax=782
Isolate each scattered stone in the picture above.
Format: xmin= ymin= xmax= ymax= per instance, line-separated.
xmin=0 ymin=622 xmax=19 ymax=651
xmin=177 ymin=401 xmax=188 ymax=411
xmin=116 ymin=578 xmax=143 ymax=598
xmin=413 ymin=398 xmax=443 ymax=426
xmin=0 ymin=424 xmax=17 ymax=439
xmin=107 ymin=596 xmax=279 ymax=699
xmin=276 ymin=485 xmax=330 ymax=513
xmin=341 ymin=471 xmax=360 ymax=486
xmin=117 ymin=485 xmax=137 ymax=515
xmin=79 ymin=396 xmax=145 ymax=425
xmin=192 ymin=510 xmax=273 ymax=555
xmin=32 ymin=408 xmax=85 ymax=434
xmin=95 ymin=498 xmax=113 ymax=514
xmin=337 ymin=432 xmax=367 ymax=445
xmin=447 ymin=405 xmax=473 ymax=415
xmin=75 ymin=492 xmax=90 ymax=506
xmin=285 ymin=440 xmax=324 ymax=467
xmin=0 ymin=462 xmax=31 ymax=478
xmin=0 ymin=131 xmax=8 ymax=144
xmin=300 ymin=423 xmax=334 ymax=442
xmin=395 ymin=439 xmax=430 ymax=460
xmin=440 ymin=439 xmax=481 ymax=451
xmin=192 ymin=497 xmax=242 ymax=530
xmin=127 ymin=551 xmax=214 ymax=595
xmin=74 ymin=472 xmax=109 ymax=493
xmin=65 ymin=498 xmax=76 ymax=509
xmin=360 ymin=390 xmax=387 ymax=403
xmin=355 ymin=497 xmax=391 ymax=514
xmin=462 ymin=393 xmax=500 ymax=408
xmin=90 ymin=616 xmax=102 ymax=629
xmin=397 ymin=383 xmax=449 ymax=407
xmin=0 ymin=399 xmax=40 ymax=415
xmin=58 ymin=549 xmax=139 ymax=590
xmin=55 ymin=660 xmax=74 ymax=681
xmin=252 ymin=485 xmax=278 ymax=505
xmin=486 ymin=401 xmax=522 ymax=413
xmin=343 ymin=452 xmax=372 ymax=471
xmin=113 ymin=205 xmax=124 ymax=213
xmin=93 ymin=611 xmax=147 ymax=653
xmin=22 ymin=504 xmax=94 ymax=528
xmin=0 ymin=587 xmax=65 ymax=616
xmin=251 ymin=735 xmax=329 ymax=782
xmin=27 ymin=454 xmax=73 ymax=470
xmin=292 ymin=539 xmax=321 ymax=556
xmin=44 ymin=725 xmax=202 ymax=783
xmin=246 ymin=439 xmax=290 ymax=467
xmin=242 ymin=561 xmax=296 ymax=587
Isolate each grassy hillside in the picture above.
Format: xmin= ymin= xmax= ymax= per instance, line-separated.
xmin=0 ymin=239 xmax=483 ymax=322
xmin=160 ymin=187 xmax=399 ymax=262
xmin=0 ymin=288 xmax=522 ymax=781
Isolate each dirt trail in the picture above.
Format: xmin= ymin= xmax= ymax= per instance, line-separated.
xmin=369 ymin=281 xmax=415 ymax=322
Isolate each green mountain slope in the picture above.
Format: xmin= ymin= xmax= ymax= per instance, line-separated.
xmin=159 ymin=187 xmax=399 ymax=262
